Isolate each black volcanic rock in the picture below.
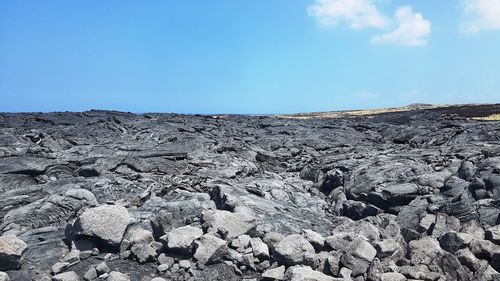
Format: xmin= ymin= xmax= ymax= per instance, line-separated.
xmin=0 ymin=105 xmax=500 ymax=280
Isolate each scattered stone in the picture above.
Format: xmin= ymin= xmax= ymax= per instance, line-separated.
xmin=52 ymin=262 xmax=70 ymax=275
xmin=202 ymin=210 xmax=256 ymax=239
xmin=380 ymin=272 xmax=406 ymax=281
xmin=262 ymin=265 xmax=286 ymax=280
xmin=179 ymin=259 xmax=191 ymax=269
xmin=250 ymin=237 xmax=269 ymax=260
xmin=52 ymin=271 xmax=81 ymax=281
xmin=231 ymin=235 xmax=252 ymax=251
xmin=302 ymin=229 xmax=325 ymax=251
xmin=285 ymin=265 xmax=335 ymax=281
xmin=273 ymin=234 xmax=315 ymax=266
xmin=374 ymin=239 xmax=400 ymax=258
xmin=125 ymin=227 xmax=154 ymax=245
xmin=193 ymin=234 xmax=228 ymax=265
xmin=106 ymin=271 xmax=130 ymax=281
xmin=408 ymin=237 xmax=443 ymax=266
xmin=0 ymin=235 xmax=27 ymax=271
xmin=340 ymin=237 xmax=377 ymax=276
xmin=163 ymin=225 xmax=203 ymax=253
xmin=83 ymin=267 xmax=98 ymax=281
xmin=130 ymin=243 xmax=157 ymax=263
xmin=71 ymin=205 xmax=130 ymax=248
xmin=95 ymin=261 xmax=110 ymax=275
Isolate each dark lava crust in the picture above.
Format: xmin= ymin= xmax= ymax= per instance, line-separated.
xmin=0 ymin=104 xmax=500 ymax=281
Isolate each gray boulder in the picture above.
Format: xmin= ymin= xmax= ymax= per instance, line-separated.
xmin=273 ymin=234 xmax=315 ymax=266
xmin=284 ymin=266 xmax=336 ymax=281
xmin=52 ymin=271 xmax=81 ymax=281
xmin=380 ymin=272 xmax=406 ymax=281
xmin=262 ymin=265 xmax=286 ymax=280
xmin=408 ymin=237 xmax=442 ymax=265
xmin=202 ymin=209 xmax=256 ymax=239
xmin=106 ymin=271 xmax=130 ymax=281
xmin=193 ymin=234 xmax=228 ymax=265
xmin=340 ymin=237 xmax=377 ymax=276
xmin=0 ymin=272 xmax=9 ymax=281
xmin=162 ymin=225 xmax=203 ymax=253
xmin=71 ymin=205 xmax=130 ymax=248
xmin=0 ymin=235 xmax=27 ymax=270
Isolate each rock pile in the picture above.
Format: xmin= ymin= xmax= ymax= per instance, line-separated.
xmin=0 ymin=105 xmax=500 ymax=280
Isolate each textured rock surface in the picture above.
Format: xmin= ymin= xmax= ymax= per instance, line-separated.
xmin=0 ymin=235 xmax=27 ymax=270
xmin=70 ymin=205 xmax=130 ymax=248
xmin=0 ymin=105 xmax=499 ymax=280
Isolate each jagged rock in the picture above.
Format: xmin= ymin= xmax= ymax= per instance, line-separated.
xmin=52 ymin=271 xmax=81 ymax=281
xmin=130 ymin=243 xmax=157 ymax=263
xmin=431 ymin=213 xmax=461 ymax=238
xmin=1 ymin=106 xmax=500 ymax=279
xmin=380 ymin=272 xmax=406 ymax=281
xmin=0 ymin=272 xmax=9 ymax=281
xmin=149 ymin=210 xmax=174 ymax=240
xmin=83 ymin=267 xmax=98 ymax=281
xmin=95 ymin=261 xmax=110 ymax=275
xmin=70 ymin=205 xmax=130 ymax=248
xmin=302 ymin=229 xmax=325 ymax=251
xmin=374 ymin=239 xmax=401 ymax=258
xmin=456 ymin=248 xmax=482 ymax=272
xmin=250 ymin=237 xmax=269 ymax=260
xmin=273 ymin=234 xmax=315 ymax=266
xmin=438 ymin=231 xmax=472 ymax=253
xmin=326 ymin=251 xmax=341 ymax=276
xmin=231 ymin=234 xmax=251 ymax=251
xmin=284 ymin=265 xmax=336 ymax=281
xmin=340 ymin=237 xmax=377 ymax=276
xmin=440 ymin=252 xmax=471 ymax=281
xmin=0 ymin=235 xmax=27 ymax=270
xmin=262 ymin=265 xmax=285 ymax=280
xmin=51 ymin=262 xmax=70 ymax=275
xmin=263 ymin=232 xmax=285 ymax=249
xmin=202 ymin=210 xmax=256 ymax=239
xmin=193 ymin=234 xmax=228 ymax=265
xmin=162 ymin=225 xmax=203 ymax=253
xmin=486 ymin=225 xmax=500 ymax=245
xmin=470 ymin=239 xmax=500 ymax=260
xmin=106 ymin=271 xmax=130 ymax=281
xmin=124 ymin=227 xmax=154 ymax=245
xmin=408 ymin=237 xmax=442 ymax=266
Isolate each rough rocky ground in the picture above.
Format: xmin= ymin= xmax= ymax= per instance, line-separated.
xmin=0 ymin=104 xmax=500 ymax=281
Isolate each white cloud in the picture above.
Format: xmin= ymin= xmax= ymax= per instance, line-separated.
xmin=460 ymin=0 xmax=500 ymax=33
xmin=307 ymin=0 xmax=390 ymax=29
xmin=370 ymin=6 xmax=431 ymax=46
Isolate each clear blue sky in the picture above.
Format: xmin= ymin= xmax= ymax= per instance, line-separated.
xmin=1 ymin=0 xmax=499 ymax=114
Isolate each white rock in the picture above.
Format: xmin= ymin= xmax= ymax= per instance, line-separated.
xmin=0 ymin=235 xmax=28 ymax=270
xmin=193 ymin=234 xmax=227 ymax=265
xmin=303 ymin=229 xmax=325 ymax=250
xmin=163 ymin=225 xmax=203 ymax=253
xmin=52 ymin=271 xmax=81 ymax=281
xmin=250 ymin=237 xmax=270 ymax=260
xmin=202 ymin=210 xmax=256 ymax=239
xmin=285 ymin=266 xmax=335 ymax=281
xmin=106 ymin=271 xmax=130 ymax=281
xmin=380 ymin=272 xmax=407 ymax=281
xmin=0 ymin=272 xmax=9 ymax=281
xmin=273 ymin=234 xmax=315 ymax=266
xmin=73 ymin=205 xmax=130 ymax=247
xmin=262 ymin=265 xmax=286 ymax=280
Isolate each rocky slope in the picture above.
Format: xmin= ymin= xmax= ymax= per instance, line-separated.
xmin=0 ymin=105 xmax=500 ymax=281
